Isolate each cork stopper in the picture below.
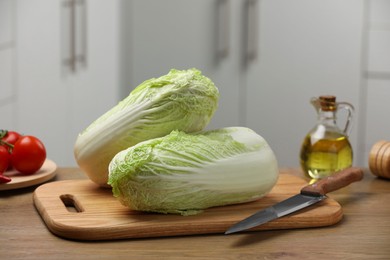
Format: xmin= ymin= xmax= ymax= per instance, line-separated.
xmin=319 ymin=95 xmax=337 ymax=111
xmin=369 ymin=140 xmax=390 ymax=179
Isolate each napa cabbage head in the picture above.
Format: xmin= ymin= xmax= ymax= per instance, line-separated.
xmin=74 ymin=68 xmax=219 ymax=187
xmin=108 ymin=127 xmax=279 ymax=216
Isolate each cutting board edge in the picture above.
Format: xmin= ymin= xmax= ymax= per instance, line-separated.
xmin=32 ymin=205 xmax=344 ymax=241
xmin=32 ymin=207 xmax=344 ymax=241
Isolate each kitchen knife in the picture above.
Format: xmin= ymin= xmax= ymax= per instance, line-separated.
xmin=225 ymin=167 xmax=363 ymax=235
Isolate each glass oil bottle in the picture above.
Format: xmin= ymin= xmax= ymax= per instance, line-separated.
xmin=300 ymin=95 xmax=354 ymax=179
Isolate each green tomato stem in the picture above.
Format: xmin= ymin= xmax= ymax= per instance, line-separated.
xmin=0 ymin=140 xmax=14 ymax=149
xmin=0 ymin=130 xmax=14 ymax=150
xmin=0 ymin=129 xmax=8 ymax=139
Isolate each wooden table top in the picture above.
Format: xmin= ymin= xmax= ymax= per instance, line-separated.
xmin=1 ymin=167 xmax=389 ymax=259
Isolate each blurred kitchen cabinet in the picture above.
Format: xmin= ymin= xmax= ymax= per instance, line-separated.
xmin=0 ymin=48 xmax=16 ymax=128
xmin=361 ymin=0 xmax=390 ymax=165
xmin=0 ymin=0 xmax=17 ymax=129
xmin=125 ymin=0 xmax=364 ymax=167
xmin=121 ymin=0 xmax=243 ymax=129
xmin=365 ymin=81 xmax=390 ymax=161
xmin=16 ymin=0 xmax=121 ymax=166
xmin=245 ymin=0 xmax=364 ymax=167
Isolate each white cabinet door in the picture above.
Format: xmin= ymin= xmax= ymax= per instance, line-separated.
xmin=365 ymin=81 xmax=390 ymax=161
xmin=126 ymin=0 xmax=364 ymax=168
xmin=68 ymin=0 xmax=121 ymax=135
xmin=245 ymin=0 xmax=364 ymax=167
xmin=16 ymin=0 xmax=76 ymax=166
xmin=362 ymin=0 xmax=390 ymax=165
xmin=16 ymin=0 xmax=120 ymax=166
xmin=0 ymin=0 xmax=17 ymax=129
xmin=0 ymin=48 xmax=15 ymax=106
xmin=123 ymin=0 xmax=242 ymax=129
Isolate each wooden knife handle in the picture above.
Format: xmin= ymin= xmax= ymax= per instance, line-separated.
xmin=301 ymin=167 xmax=364 ymax=196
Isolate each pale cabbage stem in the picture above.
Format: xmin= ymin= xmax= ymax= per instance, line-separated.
xmin=138 ymin=151 xmax=275 ymax=192
xmin=76 ymin=100 xmax=152 ymax=158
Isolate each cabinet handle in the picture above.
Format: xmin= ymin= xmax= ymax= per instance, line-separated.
xmin=245 ymin=0 xmax=259 ymax=64
xmin=61 ymin=0 xmax=87 ymax=73
xmin=76 ymin=0 xmax=87 ymax=68
xmin=216 ymin=0 xmax=230 ymax=60
xmin=62 ymin=0 xmax=76 ymax=72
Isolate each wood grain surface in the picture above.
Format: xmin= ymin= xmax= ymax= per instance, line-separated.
xmin=33 ymin=174 xmax=342 ymax=240
xmin=1 ymin=167 xmax=389 ymax=259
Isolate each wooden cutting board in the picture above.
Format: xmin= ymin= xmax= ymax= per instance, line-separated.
xmin=33 ymin=173 xmax=343 ymax=240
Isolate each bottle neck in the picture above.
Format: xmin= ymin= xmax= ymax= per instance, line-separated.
xmin=318 ymin=110 xmax=337 ymax=126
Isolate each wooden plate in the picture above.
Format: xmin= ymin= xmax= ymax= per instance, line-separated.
xmin=0 ymin=159 xmax=57 ymax=191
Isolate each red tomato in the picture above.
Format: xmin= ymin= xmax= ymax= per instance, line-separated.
xmin=11 ymin=136 xmax=46 ymax=175
xmin=1 ymin=131 xmax=22 ymax=152
xmin=0 ymin=146 xmax=10 ymax=173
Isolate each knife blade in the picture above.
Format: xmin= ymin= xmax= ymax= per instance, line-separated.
xmin=225 ymin=167 xmax=364 ymax=235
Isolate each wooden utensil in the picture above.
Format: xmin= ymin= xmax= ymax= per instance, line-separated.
xmin=369 ymin=140 xmax=390 ymax=179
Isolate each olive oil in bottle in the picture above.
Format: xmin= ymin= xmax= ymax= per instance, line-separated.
xmin=300 ymin=133 xmax=353 ymax=179
xmin=300 ymin=96 xmax=354 ymax=179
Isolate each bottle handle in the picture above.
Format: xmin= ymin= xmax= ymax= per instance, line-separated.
xmin=337 ymin=102 xmax=354 ymax=136
xmin=310 ymin=97 xmax=321 ymax=113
